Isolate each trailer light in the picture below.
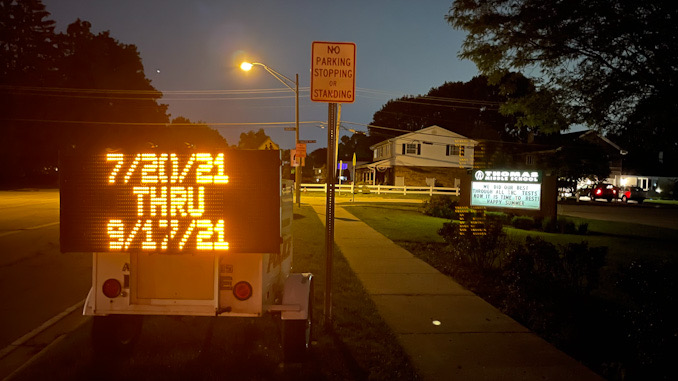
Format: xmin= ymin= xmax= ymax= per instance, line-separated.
xmin=102 ymin=278 xmax=122 ymax=298
xmin=233 ymin=281 xmax=253 ymax=301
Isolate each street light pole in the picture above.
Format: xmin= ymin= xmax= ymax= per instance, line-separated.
xmin=240 ymin=62 xmax=301 ymax=207
xmin=295 ymin=73 xmax=300 ymax=207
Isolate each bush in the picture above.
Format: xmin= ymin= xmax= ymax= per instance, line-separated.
xmin=543 ymin=216 xmax=578 ymax=234
xmin=438 ymin=217 xmax=506 ymax=271
xmin=511 ymin=216 xmax=536 ymax=230
xmin=609 ymin=259 xmax=678 ymax=377
xmin=420 ymin=195 xmax=458 ymax=219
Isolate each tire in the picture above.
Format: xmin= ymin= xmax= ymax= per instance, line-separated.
xmin=92 ymin=315 xmax=143 ymax=355
xmin=282 ymin=283 xmax=313 ymax=363
xmin=622 ymin=195 xmax=628 ymax=203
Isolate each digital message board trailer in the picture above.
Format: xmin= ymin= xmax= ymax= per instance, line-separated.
xmin=470 ymin=170 xmax=542 ymax=210
xmin=59 ymin=147 xmax=313 ymax=361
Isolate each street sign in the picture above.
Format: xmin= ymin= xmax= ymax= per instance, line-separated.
xmin=299 ymin=140 xmax=316 ymax=144
xmin=284 ymin=127 xmax=296 ymax=131
xmin=311 ymin=41 xmax=356 ymax=103
xmin=296 ymin=143 xmax=307 ymax=158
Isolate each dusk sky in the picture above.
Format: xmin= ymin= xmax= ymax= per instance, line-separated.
xmin=42 ymin=0 xmax=478 ymax=151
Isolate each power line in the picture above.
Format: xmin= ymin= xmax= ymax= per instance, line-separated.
xmin=1 ymin=118 xmax=324 ymax=128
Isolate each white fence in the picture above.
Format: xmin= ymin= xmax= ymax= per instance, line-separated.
xmin=299 ymin=183 xmax=459 ymax=196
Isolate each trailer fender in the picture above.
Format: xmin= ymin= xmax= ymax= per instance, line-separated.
xmin=83 ymin=287 xmax=95 ymax=316
xmin=281 ymin=273 xmax=313 ymax=321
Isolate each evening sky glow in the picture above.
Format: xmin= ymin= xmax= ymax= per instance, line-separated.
xmin=42 ymin=0 xmax=478 ymax=151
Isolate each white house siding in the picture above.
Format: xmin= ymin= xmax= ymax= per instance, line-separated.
xmin=363 ymin=126 xmax=477 ymax=186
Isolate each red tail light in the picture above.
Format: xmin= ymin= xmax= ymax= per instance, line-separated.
xmin=233 ymin=281 xmax=253 ymax=301
xmin=595 ymin=189 xmax=602 ymax=195
xmin=102 ymin=278 xmax=122 ymax=298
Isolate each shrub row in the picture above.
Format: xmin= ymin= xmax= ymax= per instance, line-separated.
xmin=433 ymin=220 xmax=676 ymax=379
xmin=421 ymin=196 xmax=588 ymax=234
xmin=438 ymin=221 xmax=605 ymax=296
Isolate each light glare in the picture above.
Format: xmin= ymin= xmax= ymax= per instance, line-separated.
xmin=240 ymin=62 xmax=253 ymax=71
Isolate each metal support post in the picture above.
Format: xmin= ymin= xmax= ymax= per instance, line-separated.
xmin=324 ymin=102 xmax=337 ymax=328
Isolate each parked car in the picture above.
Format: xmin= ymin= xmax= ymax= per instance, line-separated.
xmin=577 ymin=183 xmax=619 ymax=202
xmin=619 ymin=186 xmax=646 ymax=203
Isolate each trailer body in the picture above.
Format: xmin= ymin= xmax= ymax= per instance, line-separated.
xmin=60 ymin=147 xmax=312 ymax=359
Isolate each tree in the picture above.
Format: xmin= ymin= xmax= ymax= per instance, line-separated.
xmin=1 ymin=6 xmax=171 ymax=186
xmin=548 ymin=143 xmax=612 ymax=195
xmin=1 ymin=0 xmax=60 ymax=185
xmin=237 ymin=128 xmax=271 ymax=149
xmin=337 ymin=132 xmax=373 ymax=162
xmin=448 ymin=0 xmax=678 ymax=173
xmin=165 ymin=117 xmax=228 ymax=148
xmin=369 ymin=75 xmax=563 ymax=142
xmin=54 ymin=19 xmax=169 ymax=148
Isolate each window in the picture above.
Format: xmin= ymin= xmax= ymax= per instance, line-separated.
xmin=402 ymin=143 xmax=420 ymax=155
xmin=526 ymin=155 xmax=534 ymax=165
xmin=406 ymin=143 xmax=417 ymax=154
xmin=446 ymin=145 xmax=464 ymax=157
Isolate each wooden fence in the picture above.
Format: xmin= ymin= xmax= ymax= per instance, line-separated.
xmin=299 ymin=183 xmax=460 ymax=196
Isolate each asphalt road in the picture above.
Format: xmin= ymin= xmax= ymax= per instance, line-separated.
xmin=0 ymin=190 xmax=91 ymax=350
xmin=558 ymin=200 xmax=678 ymax=230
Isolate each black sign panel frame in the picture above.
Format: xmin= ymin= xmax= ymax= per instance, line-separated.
xmin=60 ymin=148 xmax=281 ymax=254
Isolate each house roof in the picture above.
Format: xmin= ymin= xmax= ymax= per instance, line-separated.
xmin=369 ymin=125 xmax=475 ymax=150
xmin=534 ymin=130 xmax=624 ymax=153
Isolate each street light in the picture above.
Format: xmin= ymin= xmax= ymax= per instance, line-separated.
xmin=240 ymin=61 xmax=301 ymax=207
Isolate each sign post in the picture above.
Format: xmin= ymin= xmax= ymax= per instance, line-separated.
xmin=311 ymin=41 xmax=356 ymax=328
xmin=352 ymin=153 xmax=356 ymax=202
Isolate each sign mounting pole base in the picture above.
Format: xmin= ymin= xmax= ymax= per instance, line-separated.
xmin=324 ymin=102 xmax=337 ymax=328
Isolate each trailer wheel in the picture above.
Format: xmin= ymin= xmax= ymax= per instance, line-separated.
xmin=282 ymin=283 xmax=313 ymax=362
xmin=92 ymin=315 xmax=143 ymax=355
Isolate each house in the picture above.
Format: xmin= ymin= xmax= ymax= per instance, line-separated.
xmin=356 ymin=126 xmax=477 ymax=187
xmin=238 ymin=135 xmax=280 ymax=150
xmin=474 ymin=129 xmax=631 ymax=197
xmin=256 ymin=137 xmax=279 ymax=150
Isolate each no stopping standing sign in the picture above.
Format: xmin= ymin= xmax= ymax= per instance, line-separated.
xmin=311 ymin=41 xmax=356 ymax=103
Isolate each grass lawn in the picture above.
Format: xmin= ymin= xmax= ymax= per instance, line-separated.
xmin=345 ymin=203 xmax=678 ymax=265
xmin=342 ymin=203 xmax=447 ymax=243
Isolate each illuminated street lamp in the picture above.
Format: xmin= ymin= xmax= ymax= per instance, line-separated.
xmin=240 ymin=62 xmax=301 ymax=206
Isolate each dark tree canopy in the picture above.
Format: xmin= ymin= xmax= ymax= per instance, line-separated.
xmin=369 ymin=74 xmax=563 ymax=142
xmin=337 ymin=132 xmax=372 ymax=162
xmin=448 ymin=0 xmax=678 ymax=174
xmin=1 ymin=2 xmax=227 ymax=186
xmin=237 ymin=128 xmax=272 ymax=149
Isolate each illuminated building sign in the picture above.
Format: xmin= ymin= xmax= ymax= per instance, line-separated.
xmin=60 ymin=149 xmax=281 ymax=253
xmin=471 ymin=169 xmax=542 ymax=210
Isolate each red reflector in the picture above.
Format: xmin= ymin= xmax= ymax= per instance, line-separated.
xmin=102 ymin=278 xmax=122 ymax=298
xmin=233 ymin=281 xmax=253 ymax=301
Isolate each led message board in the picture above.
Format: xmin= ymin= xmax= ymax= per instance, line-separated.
xmin=60 ymin=149 xmax=281 ymax=253
xmin=470 ymin=170 xmax=542 ymax=210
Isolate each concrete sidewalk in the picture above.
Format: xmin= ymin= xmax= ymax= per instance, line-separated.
xmin=310 ymin=204 xmax=603 ymax=381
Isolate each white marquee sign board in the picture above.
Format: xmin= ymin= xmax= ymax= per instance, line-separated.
xmin=470 ymin=170 xmax=542 ymax=210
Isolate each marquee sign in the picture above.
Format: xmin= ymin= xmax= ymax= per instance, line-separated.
xmin=471 ymin=169 xmax=542 ymax=210
xmin=60 ymin=149 xmax=281 ymax=253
